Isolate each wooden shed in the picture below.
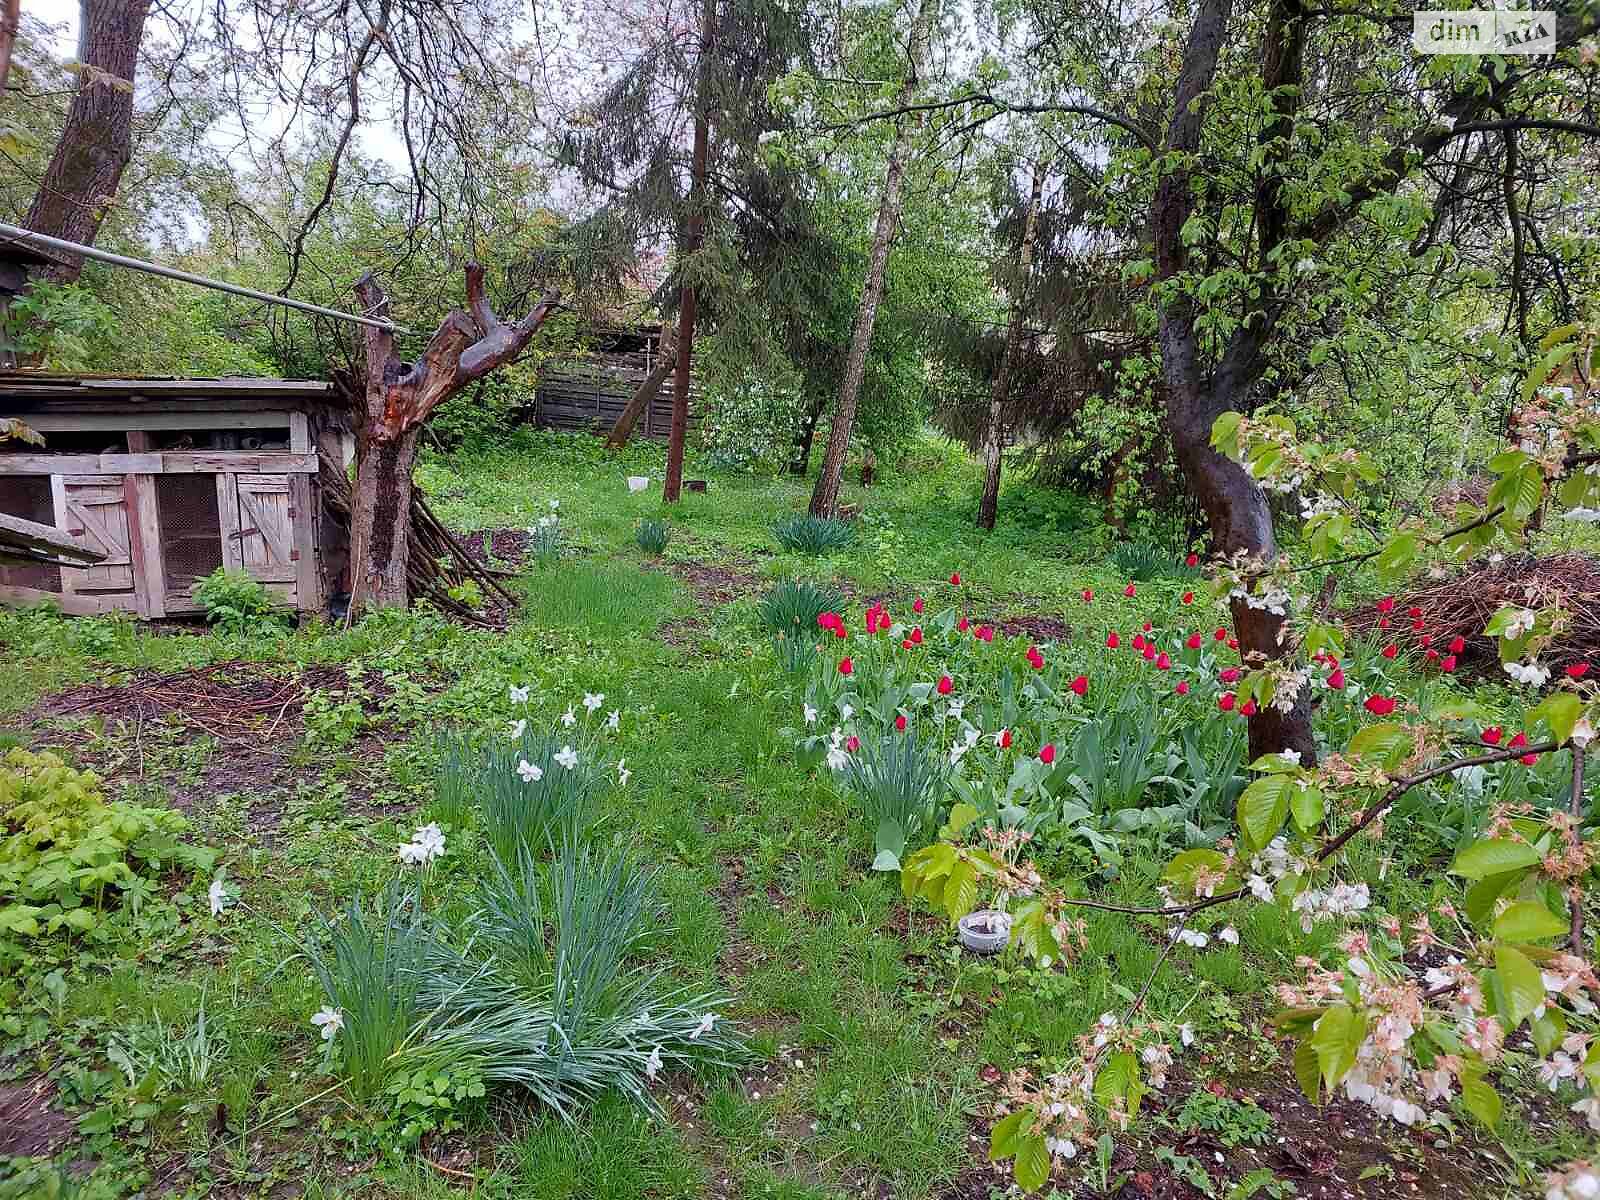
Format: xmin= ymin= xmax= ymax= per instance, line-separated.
xmin=0 ymin=373 xmax=348 ymax=618
xmin=533 ymin=325 xmax=700 ymax=439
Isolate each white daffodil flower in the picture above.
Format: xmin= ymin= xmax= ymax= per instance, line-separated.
xmin=555 ymin=745 xmax=579 ymax=770
xmin=509 ymin=684 xmax=530 ymax=703
xmin=208 ymin=874 xmax=231 ymax=917
xmin=583 ymin=692 xmax=604 ymax=714
xmin=508 ymin=719 xmax=527 ymax=739
xmin=311 ymin=1007 xmax=344 ymax=1041
xmin=690 ymin=1013 xmax=717 ymax=1040
xmin=517 ymin=759 xmax=543 ymax=783
xmin=644 ymin=1045 xmax=664 ymax=1080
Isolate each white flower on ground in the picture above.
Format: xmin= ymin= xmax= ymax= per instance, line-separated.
xmin=826 ymin=745 xmax=848 ymax=771
xmin=1505 ymin=659 xmax=1551 ymax=687
xmin=1179 ymin=1023 xmax=1195 ymax=1047
xmin=555 ymin=745 xmax=579 ymax=771
xmin=948 ymin=699 xmax=965 ymax=721
xmin=562 ymin=706 xmax=577 ymax=727
xmin=617 ymin=759 xmax=631 ymax=787
xmin=509 ymin=684 xmax=529 ymax=703
xmin=397 ymin=823 xmax=446 ymax=866
xmin=1248 ymin=874 xmax=1274 ymax=901
xmin=311 ymin=1007 xmax=344 ymax=1041
xmin=1572 ymin=1096 xmax=1600 ymax=1133
xmin=1504 ymin=608 xmax=1537 ymax=639
xmin=1176 ymin=928 xmax=1209 ymax=948
xmin=644 ymin=1045 xmax=664 ymax=1080
xmin=517 ymin=758 xmax=543 ymax=784
xmin=583 ymin=692 xmax=604 ymax=714
xmin=208 ymin=874 xmax=231 ymax=917
xmin=803 ymin=703 xmax=818 ymax=724
xmin=508 ymin=719 xmax=527 ymax=739
xmin=1218 ymin=926 xmax=1239 ymax=945
xmin=1561 ymin=507 xmax=1600 ymax=523
xmin=690 ymin=1013 xmax=717 ymax=1041
xmin=606 ymin=709 xmax=620 ymax=731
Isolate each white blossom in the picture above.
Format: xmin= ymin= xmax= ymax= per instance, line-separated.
xmin=1179 ymin=1024 xmax=1195 ymax=1047
xmin=208 ymin=874 xmax=232 ymax=917
xmin=310 ymin=1007 xmax=344 ymax=1041
xmin=803 ymin=703 xmax=818 ymax=724
xmin=1278 ymin=750 xmax=1302 ymax=766
xmin=644 ymin=1045 xmax=665 ymax=1080
xmin=1176 ymin=928 xmax=1209 ymax=948
xmin=583 ymin=692 xmax=605 ymax=714
xmin=562 ymin=706 xmax=577 ymax=727
xmin=1560 ymin=507 xmax=1600 ymax=523
xmin=397 ymin=823 xmax=446 ymax=866
xmin=509 ymin=685 xmax=530 ymax=703
xmin=617 ymin=758 xmax=631 ymax=787
xmin=555 ymin=745 xmax=579 ymax=771
xmin=1504 ymin=608 xmax=1538 ymax=639
xmin=606 ymin=709 xmax=620 ymax=731
xmin=690 ymin=1013 xmax=717 ymax=1040
xmin=1218 ymin=926 xmax=1239 ymax=945
xmin=508 ymin=719 xmax=527 ymax=739
xmin=1505 ymin=660 xmax=1552 ymax=687
xmin=517 ymin=758 xmax=543 ymax=784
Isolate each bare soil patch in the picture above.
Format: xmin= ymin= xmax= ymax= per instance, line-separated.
xmin=658 ymin=559 xmax=765 ymax=607
xmin=0 ymin=1074 xmax=76 ymax=1160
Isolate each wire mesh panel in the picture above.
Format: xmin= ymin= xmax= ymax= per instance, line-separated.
xmin=0 ymin=476 xmax=62 ymax=592
xmin=155 ymin=472 xmax=223 ymax=598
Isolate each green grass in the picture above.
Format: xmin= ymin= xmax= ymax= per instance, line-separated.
xmin=0 ymin=429 xmax=1571 ymax=1200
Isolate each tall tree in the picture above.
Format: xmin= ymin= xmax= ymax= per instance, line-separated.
xmin=808 ymin=0 xmax=937 ymax=518
xmin=0 ymin=0 xmax=21 ymax=94
xmin=22 ymin=0 xmax=151 ymax=283
xmin=976 ymin=158 xmax=1045 ymax=531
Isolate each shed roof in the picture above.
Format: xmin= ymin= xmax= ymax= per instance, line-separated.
xmin=0 ymin=371 xmax=337 ymax=411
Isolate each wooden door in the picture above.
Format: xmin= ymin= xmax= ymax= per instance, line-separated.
xmin=221 ymin=474 xmax=298 ymax=586
xmin=52 ymin=475 xmax=134 ymax=593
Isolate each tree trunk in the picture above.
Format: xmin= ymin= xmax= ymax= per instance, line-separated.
xmin=808 ymin=0 xmax=937 ymax=518
xmin=664 ymin=0 xmax=715 ymax=502
xmin=789 ymin=391 xmax=827 ymax=475
xmin=23 ymin=0 xmax=151 ymax=284
xmin=350 ymin=265 xmax=560 ymax=610
xmin=977 ymin=159 xmax=1046 ymax=531
xmin=0 ymin=0 xmax=21 ymax=95
xmin=605 ymin=325 xmax=677 ymax=450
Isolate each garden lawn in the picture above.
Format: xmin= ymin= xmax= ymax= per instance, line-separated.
xmin=0 ymin=431 xmax=1589 ymax=1200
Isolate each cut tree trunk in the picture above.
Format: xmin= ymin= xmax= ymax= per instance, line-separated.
xmin=665 ymin=0 xmax=715 ymax=502
xmin=23 ymin=0 xmax=151 ymax=283
xmin=351 ymin=264 xmax=560 ymax=610
xmin=605 ymin=324 xmax=676 ymax=449
xmin=977 ymin=159 xmax=1046 ymax=531
xmin=808 ymin=0 xmax=937 ymax=518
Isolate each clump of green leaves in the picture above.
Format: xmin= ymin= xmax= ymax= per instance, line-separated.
xmin=841 ymin=729 xmax=950 ymax=871
xmin=436 ymin=732 xmax=602 ymax=868
xmin=773 ymin=513 xmax=855 ymax=555
xmin=1 ymin=749 xmax=216 ymax=944
xmin=194 ymin=568 xmax=285 ymax=637
xmin=1108 ymin=541 xmax=1193 ymax=582
xmin=757 ymin=579 xmax=844 ymax=636
xmin=1170 ymin=1088 xmax=1275 ymax=1147
xmin=635 ymin=519 xmax=670 ymax=556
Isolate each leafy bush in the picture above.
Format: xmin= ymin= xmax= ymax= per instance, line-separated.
xmin=635 ymin=519 xmax=670 ymax=556
xmin=194 ymin=568 xmax=285 ymax=637
xmin=1 ymin=749 xmax=216 ymax=944
xmin=773 ymin=514 xmax=855 ymax=555
xmin=757 ymin=579 xmax=845 ymax=637
xmin=841 ymin=730 xmax=951 ymax=871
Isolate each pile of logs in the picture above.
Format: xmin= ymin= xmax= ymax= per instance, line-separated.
xmin=317 ymin=450 xmax=514 ymax=625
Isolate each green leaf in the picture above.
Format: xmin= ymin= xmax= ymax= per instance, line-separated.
xmin=1162 ymin=848 xmax=1228 ymax=892
xmin=1013 ymin=1133 xmax=1051 ymax=1192
xmin=1311 ymin=1005 xmax=1365 ymax=1089
xmin=1493 ymin=945 xmax=1545 ymax=1028
xmin=944 ymin=860 xmax=978 ymax=924
xmin=1292 ymin=1037 xmax=1321 ymax=1102
xmin=940 ymin=802 xmax=980 ymax=839
xmin=1529 ymin=692 xmax=1581 ymax=743
xmin=1237 ymin=775 xmax=1293 ymax=851
xmin=1210 ymin=412 xmax=1244 ymax=459
xmin=1347 ymin=723 xmax=1412 ymax=768
xmin=1464 ymin=870 xmax=1527 ymax=927
xmin=1451 ymin=838 xmax=1543 ymax=880
xmin=1289 ymin=785 xmax=1325 ymax=833
xmin=1494 ymin=900 xmax=1568 ymax=943
xmin=871 ymin=849 xmax=902 ymax=872
xmin=1374 ymin=533 xmax=1420 ymax=580
xmin=1093 ymin=1051 xmax=1144 ymax=1121
xmin=1460 ymin=1077 xmax=1501 ymax=1129
xmin=988 ymin=1110 xmax=1028 ymax=1161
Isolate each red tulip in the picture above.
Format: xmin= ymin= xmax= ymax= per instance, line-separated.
xmin=1070 ymin=675 xmax=1088 ymax=696
xmin=1182 ymin=591 xmax=1195 ymax=605
xmin=1509 ymin=732 xmax=1528 ymax=749
xmin=1410 ymin=619 xmax=1424 ymax=632
xmin=1186 ymin=633 xmax=1203 ymax=650
xmin=1175 ymin=681 xmax=1190 ymax=695
xmin=976 ymin=625 xmax=994 ymax=643
xmin=1419 ymin=634 xmax=1433 ymax=649
xmin=1039 ymin=743 xmax=1056 ymax=764
xmin=838 ymin=657 xmax=853 ymax=676
xmin=911 ymin=626 xmax=923 ymax=645
xmin=1132 ymin=634 xmax=1146 ymax=652
xmin=1377 ymin=596 xmax=1396 ymax=614
xmin=1214 ymin=628 xmax=1227 ymax=642
xmin=1185 ymin=553 xmax=1199 ymax=568
xmin=895 ymin=714 xmax=907 ymax=731
xmin=1142 ymin=621 xmax=1153 ymax=633
xmin=1381 ymin=644 xmax=1398 ymax=659
xmin=1227 ymin=637 xmax=1239 ymax=651
xmin=1124 ymin=583 xmax=1137 ymax=598
xmin=950 ymin=572 xmax=962 ymax=586
xmin=846 ymin=735 xmax=860 ymax=752
xmin=998 ymin=728 xmax=1012 ymax=748
xmin=1520 ymin=753 xmax=1539 ymax=766
xmin=957 ymin=617 xmax=969 ymax=632
xmin=877 ymin=611 xmax=890 ymax=632
xmin=1142 ymin=643 xmax=1157 ymax=662
xmin=1448 ymin=636 xmax=1466 ymax=655
xmin=1440 ymin=655 xmax=1457 ymax=673
xmin=1219 ymin=667 xmax=1241 ymax=683
xmin=1219 ymin=693 xmax=1236 ymax=712
xmin=1379 ymin=617 xmax=1391 ymax=630
xmin=834 ymin=626 xmax=848 ymax=640
xmin=1426 ymin=649 xmax=1440 ymax=663
xmin=1106 ymin=632 xmax=1120 ymax=649
xmin=901 ymin=638 xmax=913 ymax=650
xmin=1482 ymin=726 xmax=1503 ymax=745
xmin=913 ymin=597 xmax=924 ymax=614
xmin=818 ymin=612 xmax=840 ymax=631
xmin=1363 ymin=695 xmax=1397 ymax=716
xmin=1328 ymin=668 xmax=1345 ymax=690
xmin=1082 ymin=589 xmax=1094 ymax=603
xmin=1567 ymin=663 xmax=1591 ymax=679
xmin=1240 ymin=699 xmax=1258 ymax=716
xmin=937 ymin=675 xmax=953 ymax=695
xmin=1027 ymin=652 xmax=1044 ymax=671
xmin=1407 ymin=606 xmax=1423 ymax=619
xmin=1156 ymin=652 xmax=1171 ymax=671
xmin=865 ymin=607 xmax=878 ymax=634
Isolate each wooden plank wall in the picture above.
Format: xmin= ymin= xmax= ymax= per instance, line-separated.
xmin=534 ymin=360 xmax=701 ymax=440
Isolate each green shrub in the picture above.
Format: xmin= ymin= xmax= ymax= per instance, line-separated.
xmin=841 ymin=730 xmax=951 ymax=871
xmin=1 ymin=749 xmax=216 ymax=943
xmin=193 ymin=568 xmax=285 ymax=636
xmin=1108 ymin=541 xmax=1195 ymax=582
xmin=757 ymin=579 xmax=844 ymax=637
xmin=635 ymin=519 xmax=671 ymax=556
xmin=773 ymin=513 xmax=855 ymax=555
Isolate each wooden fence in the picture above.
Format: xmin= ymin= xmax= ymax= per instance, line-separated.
xmin=532 ymin=326 xmax=700 ymax=440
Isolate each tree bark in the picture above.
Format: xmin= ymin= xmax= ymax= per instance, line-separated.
xmin=808 ymin=0 xmax=937 ymax=518
xmin=605 ymin=324 xmax=677 ymax=449
xmin=789 ymin=391 xmax=827 ymax=474
xmin=23 ymin=0 xmax=151 ymax=284
xmin=664 ymin=0 xmax=715 ymax=502
xmin=351 ymin=265 xmax=560 ymax=609
xmin=977 ymin=159 xmax=1046 ymax=531
xmin=0 ymin=0 xmax=21 ymax=95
